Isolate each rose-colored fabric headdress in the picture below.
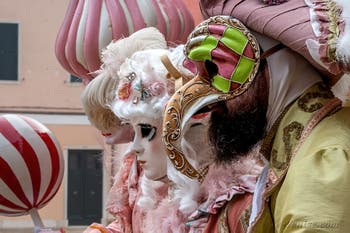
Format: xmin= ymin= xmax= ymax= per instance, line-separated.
xmin=200 ymin=0 xmax=350 ymax=84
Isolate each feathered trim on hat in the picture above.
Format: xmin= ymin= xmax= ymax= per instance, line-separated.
xmin=305 ymin=0 xmax=350 ymax=77
xmin=306 ymin=0 xmax=350 ymax=102
xmin=335 ymin=0 xmax=350 ymax=65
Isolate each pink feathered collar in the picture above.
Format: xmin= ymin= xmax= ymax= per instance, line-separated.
xmin=187 ymin=149 xmax=264 ymax=229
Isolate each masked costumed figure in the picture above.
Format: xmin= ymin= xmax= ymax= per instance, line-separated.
xmin=163 ymin=14 xmax=350 ymax=233
xmin=111 ymin=43 xmax=196 ymax=232
xmin=81 ymin=27 xmax=192 ymax=233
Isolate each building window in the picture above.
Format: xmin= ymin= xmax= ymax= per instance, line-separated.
xmin=70 ymin=75 xmax=83 ymax=83
xmin=0 ymin=23 xmax=18 ymax=81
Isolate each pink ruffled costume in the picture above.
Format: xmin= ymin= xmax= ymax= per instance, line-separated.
xmin=83 ymin=152 xmax=169 ymax=233
xmin=187 ymin=154 xmax=263 ymax=233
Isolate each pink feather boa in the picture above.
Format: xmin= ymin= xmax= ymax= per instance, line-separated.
xmin=143 ymin=197 xmax=188 ymax=233
xmin=186 ymin=144 xmax=264 ymax=231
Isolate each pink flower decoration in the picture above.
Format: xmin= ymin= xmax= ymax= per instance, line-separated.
xmin=118 ymin=82 xmax=131 ymax=100
xmin=149 ymin=82 xmax=165 ymax=96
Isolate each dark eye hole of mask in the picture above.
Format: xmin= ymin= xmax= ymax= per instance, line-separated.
xmin=205 ymin=60 xmax=218 ymax=79
xmin=190 ymin=123 xmax=202 ymax=128
xmin=138 ymin=123 xmax=157 ymax=141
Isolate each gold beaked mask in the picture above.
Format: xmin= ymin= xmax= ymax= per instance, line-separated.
xmin=162 ymin=16 xmax=261 ymax=182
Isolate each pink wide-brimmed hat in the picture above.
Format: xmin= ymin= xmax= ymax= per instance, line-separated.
xmin=200 ymin=0 xmax=350 ymax=84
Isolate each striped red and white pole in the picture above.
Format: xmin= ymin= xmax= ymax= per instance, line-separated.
xmin=0 ymin=114 xmax=64 ymax=226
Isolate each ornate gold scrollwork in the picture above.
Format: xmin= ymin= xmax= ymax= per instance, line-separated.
xmin=162 ymin=77 xmax=217 ymax=182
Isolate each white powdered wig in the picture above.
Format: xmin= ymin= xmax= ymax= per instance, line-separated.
xmin=112 ymin=45 xmax=190 ymax=120
xmin=112 ymin=49 xmax=171 ymax=120
xmin=100 ymin=27 xmax=167 ymax=77
xmin=82 ymin=27 xmax=167 ymax=130
xmin=335 ymin=0 xmax=350 ymax=64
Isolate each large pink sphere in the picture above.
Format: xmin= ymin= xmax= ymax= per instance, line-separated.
xmin=0 ymin=114 xmax=64 ymax=216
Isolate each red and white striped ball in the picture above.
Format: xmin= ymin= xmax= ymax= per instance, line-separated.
xmin=0 ymin=114 xmax=64 ymax=216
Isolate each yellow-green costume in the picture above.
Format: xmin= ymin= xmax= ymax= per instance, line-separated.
xmin=250 ymin=83 xmax=350 ymax=233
